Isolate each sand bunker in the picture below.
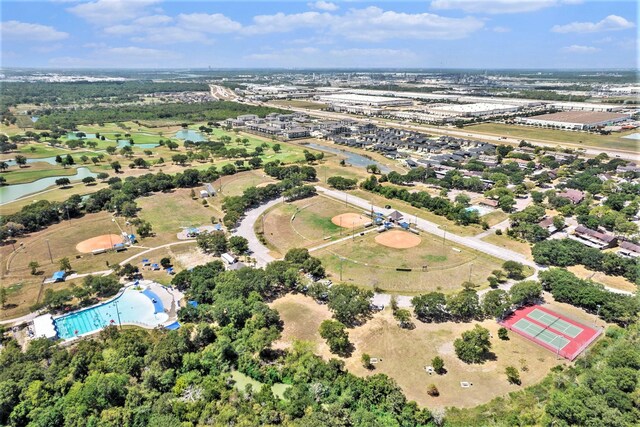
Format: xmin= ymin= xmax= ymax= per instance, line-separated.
xmin=76 ymin=234 xmax=124 ymax=253
xmin=375 ymin=229 xmax=421 ymax=249
xmin=332 ymin=213 xmax=371 ymax=228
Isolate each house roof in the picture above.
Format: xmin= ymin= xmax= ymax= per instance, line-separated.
xmin=388 ymin=210 xmax=403 ymax=220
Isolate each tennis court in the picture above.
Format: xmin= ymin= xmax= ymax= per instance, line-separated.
xmin=500 ymin=305 xmax=601 ymax=360
xmin=528 ymin=308 xmax=583 ymax=338
xmin=512 ymin=318 xmax=570 ymax=350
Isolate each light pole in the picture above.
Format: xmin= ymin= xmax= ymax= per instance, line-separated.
xmin=442 ymin=226 xmax=448 ymax=247
xmin=114 ymin=300 xmax=122 ymax=330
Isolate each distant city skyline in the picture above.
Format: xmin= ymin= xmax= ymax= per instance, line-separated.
xmin=1 ymin=0 xmax=637 ymax=69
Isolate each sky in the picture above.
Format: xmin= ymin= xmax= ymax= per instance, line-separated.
xmin=1 ymin=0 xmax=637 ymax=69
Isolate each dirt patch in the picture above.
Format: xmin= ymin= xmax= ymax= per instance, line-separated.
xmin=256 ymin=182 xmax=275 ymax=188
xmin=375 ymin=229 xmax=421 ymax=249
xmin=75 ymin=234 xmax=124 ymax=253
xmin=173 ymin=247 xmax=217 ymax=270
xmin=331 ymin=212 xmax=370 ymax=228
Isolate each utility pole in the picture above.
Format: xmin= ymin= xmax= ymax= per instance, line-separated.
xmin=45 ymin=239 xmax=53 ymax=264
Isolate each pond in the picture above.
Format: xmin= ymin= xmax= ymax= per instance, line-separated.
xmin=303 ymin=142 xmax=392 ymax=173
xmin=0 ymin=167 xmax=98 ymax=204
xmin=174 ymin=130 xmax=207 ymax=142
xmin=465 ymin=205 xmax=494 ymax=216
xmin=116 ymin=140 xmax=159 ymax=149
xmin=2 ymin=156 xmax=58 ymax=167
xmin=31 ymin=116 xmax=39 ymax=122
xmin=66 ymin=132 xmax=97 ymax=140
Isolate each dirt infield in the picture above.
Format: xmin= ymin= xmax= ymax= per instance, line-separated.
xmin=76 ymin=234 xmax=124 ymax=253
xmin=331 ymin=213 xmax=370 ymax=228
xmin=374 ymin=229 xmax=421 ymax=249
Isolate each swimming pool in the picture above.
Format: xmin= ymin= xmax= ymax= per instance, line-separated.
xmin=53 ymin=288 xmax=169 ymax=339
xmin=465 ymin=205 xmax=494 ymax=216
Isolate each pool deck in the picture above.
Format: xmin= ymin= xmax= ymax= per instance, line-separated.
xmin=47 ymin=280 xmax=183 ymax=341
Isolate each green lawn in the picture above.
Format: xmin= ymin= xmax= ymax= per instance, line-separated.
xmin=230 ymin=371 xmax=291 ymax=399
xmin=2 ymin=165 xmax=80 ymax=184
xmin=467 ymin=123 xmax=639 ymax=152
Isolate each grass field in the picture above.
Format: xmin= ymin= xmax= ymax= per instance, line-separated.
xmin=314 ymin=228 xmax=502 ymax=293
xmin=1 ymin=164 xmax=84 ymax=184
xmin=271 ymin=293 xmax=566 ymax=409
xmin=261 ymin=195 xmax=364 ymax=257
xmin=270 ymin=100 xmax=328 ymax=110
xmin=136 ymin=188 xmax=222 ymax=246
xmin=467 ymin=123 xmax=639 ymax=152
xmin=482 ymin=233 xmax=533 ymax=260
xmin=0 ymin=182 xmax=109 ymax=216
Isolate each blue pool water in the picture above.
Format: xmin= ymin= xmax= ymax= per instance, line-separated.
xmin=175 ymin=130 xmax=207 ymax=142
xmin=53 ymin=288 xmax=168 ymax=339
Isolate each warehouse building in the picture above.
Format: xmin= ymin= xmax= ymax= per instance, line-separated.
xmin=318 ymin=93 xmax=413 ymax=107
xmin=427 ymin=103 xmax=520 ymax=117
xmin=518 ymin=111 xmax=629 ymax=130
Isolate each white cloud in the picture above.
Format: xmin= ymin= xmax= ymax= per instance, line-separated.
xmin=103 ymin=46 xmax=178 ymax=59
xmin=67 ymin=0 xmax=160 ymax=25
xmin=246 ymin=7 xmax=484 ymax=41
xmin=175 ymin=13 xmax=242 ymax=33
xmin=308 ymin=1 xmax=339 ymax=11
xmin=431 ymin=0 xmax=576 ymax=14
xmin=492 ymin=26 xmax=511 ymax=32
xmin=133 ymin=15 xmax=173 ymax=26
xmin=49 ymin=45 xmax=182 ymax=68
xmin=131 ymin=26 xmax=211 ymax=44
xmin=562 ymin=45 xmax=600 ymax=53
xmin=0 ymin=20 xmax=69 ymax=41
xmin=552 ymin=15 xmax=635 ymax=33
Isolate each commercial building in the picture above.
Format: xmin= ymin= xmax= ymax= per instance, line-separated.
xmin=550 ymin=102 xmax=625 ymax=112
xmin=519 ymin=111 xmax=629 ymax=130
xmin=427 ymin=103 xmax=520 ymax=117
xmin=318 ymin=93 xmax=412 ymax=107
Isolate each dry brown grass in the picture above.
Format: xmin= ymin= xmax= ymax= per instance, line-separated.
xmin=567 ymin=265 xmax=637 ymax=293
xmin=270 ymin=294 xmax=568 ymax=409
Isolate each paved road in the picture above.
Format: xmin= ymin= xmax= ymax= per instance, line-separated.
xmin=234 ymin=198 xmax=280 ymax=267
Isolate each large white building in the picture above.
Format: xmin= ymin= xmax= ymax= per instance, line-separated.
xmin=519 ymin=111 xmax=629 ymax=130
xmin=318 ymin=93 xmax=413 ymax=107
xmin=427 ymin=103 xmax=520 ymax=117
xmin=550 ymin=102 xmax=625 ymax=112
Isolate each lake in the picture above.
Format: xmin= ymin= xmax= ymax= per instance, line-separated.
xmin=303 ymin=142 xmax=392 ymax=173
xmin=0 ymin=167 xmax=98 ymax=205
xmin=2 ymin=156 xmax=58 ymax=167
xmin=66 ymin=132 xmax=96 ymax=140
xmin=174 ymin=130 xmax=207 ymax=142
xmin=116 ymin=140 xmax=159 ymax=149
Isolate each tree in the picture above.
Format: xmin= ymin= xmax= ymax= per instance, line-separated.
xmin=59 ymin=257 xmax=72 ymax=272
xmin=327 ymin=284 xmax=373 ymax=326
xmin=29 ymin=261 xmax=40 ymax=275
xmin=502 ymin=261 xmax=526 ymax=280
xmin=0 ymin=286 xmax=6 ymax=309
xmin=366 ymin=164 xmax=380 ymax=174
xmin=14 ymin=155 xmax=27 ymax=168
xmin=319 ymin=320 xmax=351 ymax=356
xmin=505 ymin=366 xmax=521 ymax=385
xmin=106 ymin=146 xmax=117 ymax=155
xmin=498 ymin=327 xmax=509 ymax=340
xmin=228 ymin=236 xmax=249 ymax=255
xmin=136 ymin=220 xmax=153 ymax=238
xmin=394 ymin=308 xmax=412 ymax=329
xmin=80 ymin=155 xmax=89 ymax=164
xmin=55 ymin=178 xmax=71 ymax=188
xmin=0 ymin=161 xmax=8 ymax=171
xmin=82 ymin=176 xmax=96 ymax=185
xmin=111 ymin=161 xmax=122 ymax=173
xmin=272 ymin=143 xmax=281 ymax=153
xmin=120 ymin=202 xmax=138 ymax=218
xmin=96 ymin=172 xmax=109 ymax=181
xmin=412 ymin=292 xmax=447 ymax=323
xmin=431 ymin=356 xmax=445 ymax=375
xmin=196 ymin=231 xmax=228 ymax=255
xmin=482 ymin=289 xmax=511 ymax=319
xmin=426 ymin=384 xmax=439 ymax=397
xmin=361 ymin=353 xmax=373 ymax=369
xmin=160 ymin=257 xmax=172 ymax=268
xmin=454 ymin=325 xmax=492 ymax=364
xmin=553 ymin=215 xmax=565 ymax=230
xmin=119 ymin=263 xmax=139 ymax=279
xmin=509 ymin=281 xmax=542 ymax=307
xmin=447 ymin=289 xmax=481 ymax=322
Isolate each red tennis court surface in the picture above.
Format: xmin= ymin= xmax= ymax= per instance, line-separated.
xmin=500 ymin=305 xmax=602 ymax=361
